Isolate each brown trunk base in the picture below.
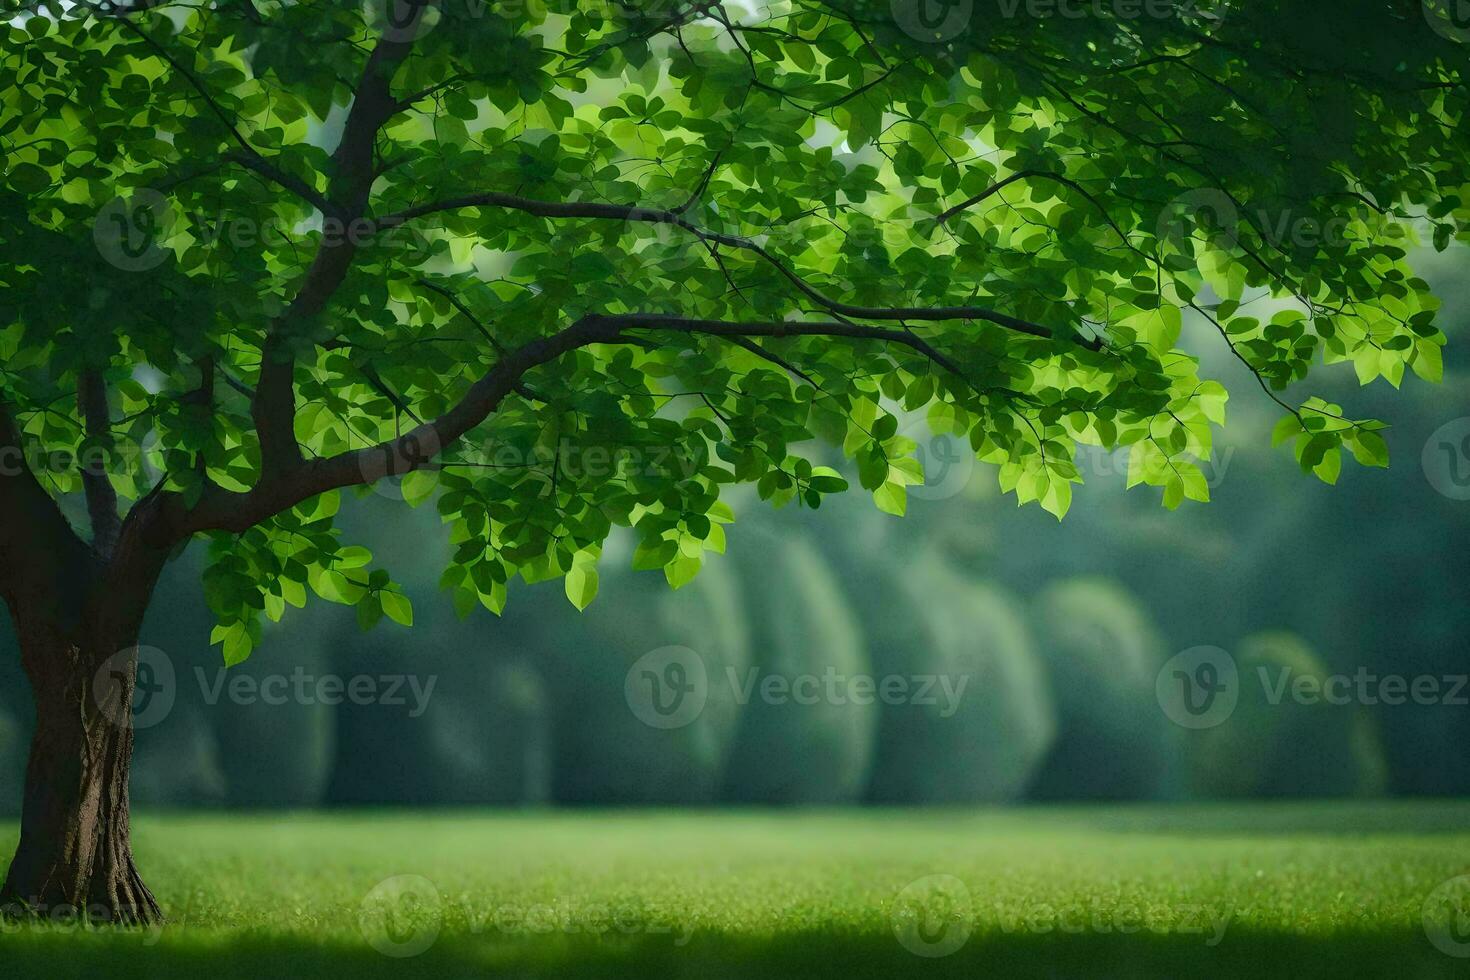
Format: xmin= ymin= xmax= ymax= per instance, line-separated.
xmin=2 ymin=629 xmax=162 ymax=926
xmin=0 ymin=854 xmax=161 ymax=926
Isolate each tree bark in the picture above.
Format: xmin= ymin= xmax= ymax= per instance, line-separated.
xmin=0 ymin=608 xmax=160 ymax=924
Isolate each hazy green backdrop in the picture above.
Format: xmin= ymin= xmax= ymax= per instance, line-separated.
xmin=1 ymin=251 xmax=1464 ymax=815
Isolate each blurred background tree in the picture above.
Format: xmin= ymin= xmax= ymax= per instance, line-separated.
xmin=3 ymin=244 xmax=1460 ymax=809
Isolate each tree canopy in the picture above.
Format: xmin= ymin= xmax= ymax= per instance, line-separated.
xmin=2 ymin=0 xmax=1466 ymax=663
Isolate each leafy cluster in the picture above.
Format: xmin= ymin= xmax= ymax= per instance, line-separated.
xmin=1 ymin=0 xmax=1466 ymax=657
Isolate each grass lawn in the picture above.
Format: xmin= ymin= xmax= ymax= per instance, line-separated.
xmin=2 ymin=801 xmax=1469 ymax=978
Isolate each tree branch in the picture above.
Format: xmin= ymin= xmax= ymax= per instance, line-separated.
xmin=414 ymin=278 xmax=540 ymax=401
xmin=330 ymin=34 xmax=418 ymax=212
xmin=110 ymin=13 xmax=256 ymax=159
xmin=0 ymin=398 xmax=91 ymax=602
xmin=77 ymin=370 xmax=121 ymax=558
xmin=589 ymin=314 xmax=975 ymax=378
xmin=414 ymin=278 xmax=508 ymax=354
xmin=93 ymin=0 xmax=174 ymax=15
xmin=163 ymin=310 xmax=1028 ymax=539
xmin=934 ymin=169 xmax=1044 ymax=224
xmin=934 ymin=168 xmax=1141 ymax=261
xmin=248 ymin=29 xmax=419 ymax=483
xmin=251 ymin=337 xmax=303 ymax=479
xmin=371 ymin=193 xmax=1099 ymax=350
xmin=725 ymin=335 xmax=819 ymax=388
xmin=174 ymin=315 xmax=615 ymax=536
xmin=358 ymin=362 xmax=423 ymax=426
xmin=104 ymin=7 xmax=335 ymax=214
xmin=222 ymin=151 xmax=336 ymax=218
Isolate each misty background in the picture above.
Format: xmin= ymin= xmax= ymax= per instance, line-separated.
xmin=0 ymin=248 xmax=1465 ymax=813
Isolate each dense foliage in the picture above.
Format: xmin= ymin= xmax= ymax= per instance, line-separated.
xmin=3 ymin=0 xmax=1466 ymax=662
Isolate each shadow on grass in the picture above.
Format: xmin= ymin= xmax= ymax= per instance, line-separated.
xmin=0 ymin=922 xmax=1461 ymax=980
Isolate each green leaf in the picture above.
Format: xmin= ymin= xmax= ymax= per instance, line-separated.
xmin=1162 ymin=475 xmax=1185 ymax=511
xmin=1313 ymin=447 xmax=1343 ymax=485
xmin=357 ymin=594 xmax=384 ymax=631
xmin=664 ymin=555 xmax=701 ymax=590
xmin=1272 ymin=415 xmax=1304 ymax=447
xmin=632 ymin=536 xmax=678 ymax=571
xmin=873 ymin=481 xmax=906 ymax=517
xmin=6 ymin=163 xmax=50 ymax=194
xmin=1346 ymin=430 xmax=1389 ymax=468
xmin=1040 ymin=478 xmax=1072 ymax=520
xmin=564 ymin=558 xmax=599 ymax=611
xmin=218 ymin=622 xmax=253 ymax=667
xmin=401 ymin=469 xmax=439 ymax=508
xmin=4 ymin=0 xmax=1455 ymax=631
xmin=380 ymin=590 xmax=414 ymax=627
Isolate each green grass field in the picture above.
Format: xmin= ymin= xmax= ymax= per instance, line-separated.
xmin=3 ymin=801 xmax=1469 ymax=978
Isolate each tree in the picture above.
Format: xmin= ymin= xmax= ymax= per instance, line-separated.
xmin=0 ymin=0 xmax=1465 ymax=922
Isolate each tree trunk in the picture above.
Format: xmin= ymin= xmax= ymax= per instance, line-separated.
xmin=0 ymin=614 xmax=160 ymax=924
